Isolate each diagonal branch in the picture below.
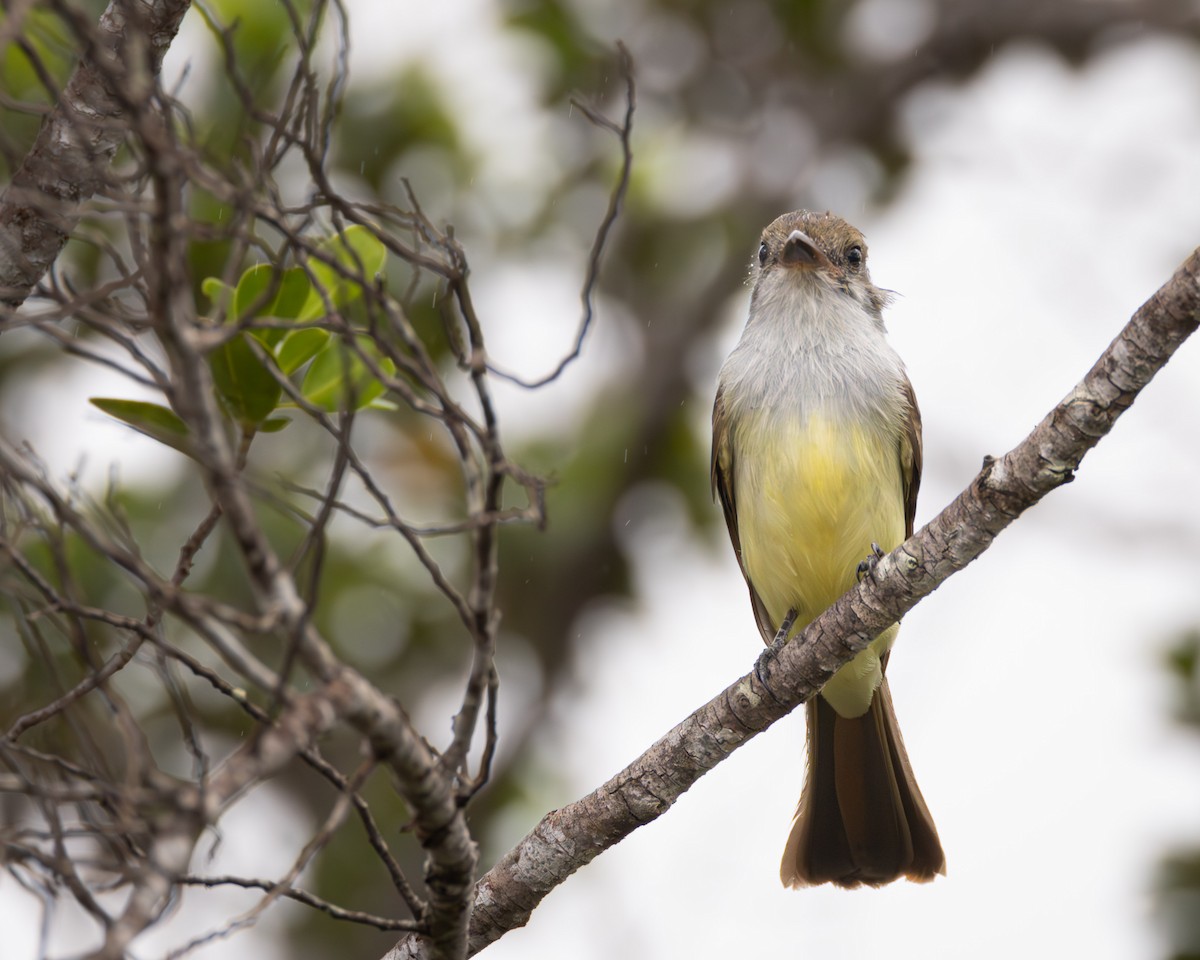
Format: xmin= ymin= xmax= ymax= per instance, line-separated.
xmin=383 ymin=246 xmax=1200 ymax=958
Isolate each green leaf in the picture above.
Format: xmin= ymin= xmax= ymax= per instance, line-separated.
xmin=235 ymin=263 xmax=313 ymax=325
xmin=299 ymin=225 xmax=387 ymax=321
xmin=231 ymin=264 xmax=310 ymax=347
xmin=259 ymin=416 xmax=292 ymax=433
xmin=233 ymin=264 xmax=274 ymax=323
xmin=200 ymin=264 xmax=315 ymax=345
xmin=276 ymin=328 xmax=330 ymax=375
xmin=202 ymin=276 xmax=235 ymax=309
xmin=209 ymin=333 xmax=282 ymax=425
xmin=301 ymin=337 xmax=396 ymax=412
xmin=265 ymin=267 xmax=313 ymax=320
xmin=90 ymin=398 xmax=191 ymax=454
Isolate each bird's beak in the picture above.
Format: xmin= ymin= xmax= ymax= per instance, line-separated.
xmin=780 ymin=230 xmax=832 ymax=271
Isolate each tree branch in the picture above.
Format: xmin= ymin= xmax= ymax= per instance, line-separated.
xmin=0 ymin=0 xmax=192 ymax=307
xmin=382 ymin=247 xmax=1200 ymax=957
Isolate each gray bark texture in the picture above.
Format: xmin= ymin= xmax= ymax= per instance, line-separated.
xmin=0 ymin=0 xmax=191 ymax=306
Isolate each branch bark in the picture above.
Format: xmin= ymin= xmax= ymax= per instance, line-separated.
xmin=380 ymin=246 xmax=1200 ymax=957
xmin=0 ymin=0 xmax=191 ymax=307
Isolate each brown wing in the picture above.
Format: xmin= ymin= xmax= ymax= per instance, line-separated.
xmin=712 ymin=385 xmax=775 ymax=642
xmin=899 ymin=375 xmax=923 ymax=539
xmin=880 ymin=376 xmax=923 ymax=680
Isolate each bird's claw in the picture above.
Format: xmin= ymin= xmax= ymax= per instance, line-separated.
xmin=771 ymin=608 xmax=798 ymax=648
xmin=856 ymin=542 xmax=885 ymax=582
xmin=756 ymin=608 xmax=798 ymax=680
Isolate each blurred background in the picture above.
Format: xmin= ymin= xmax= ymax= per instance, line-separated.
xmin=3 ymin=0 xmax=1200 ymax=958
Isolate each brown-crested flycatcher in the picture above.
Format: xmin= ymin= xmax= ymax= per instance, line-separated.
xmin=711 ymin=210 xmax=945 ymax=888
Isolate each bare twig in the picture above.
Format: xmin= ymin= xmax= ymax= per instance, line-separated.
xmin=486 ymin=41 xmax=635 ymax=389
xmin=180 ymin=873 xmax=420 ymax=932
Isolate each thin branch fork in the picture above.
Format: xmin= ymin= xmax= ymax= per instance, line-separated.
xmin=384 ymin=247 xmax=1199 ymax=958
xmin=486 ymin=40 xmax=635 ymax=390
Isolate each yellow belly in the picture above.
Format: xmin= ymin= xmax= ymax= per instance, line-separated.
xmin=735 ymin=412 xmax=905 ymax=717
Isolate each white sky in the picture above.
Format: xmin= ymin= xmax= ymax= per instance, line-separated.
xmin=4 ymin=6 xmax=1200 ymax=960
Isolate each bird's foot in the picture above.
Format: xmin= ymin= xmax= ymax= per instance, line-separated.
xmin=856 ymin=542 xmax=885 ymax=582
xmin=768 ymin=608 xmax=798 ymax=650
xmin=755 ymin=608 xmax=797 ymax=682
xmin=755 ymin=608 xmax=798 ymax=692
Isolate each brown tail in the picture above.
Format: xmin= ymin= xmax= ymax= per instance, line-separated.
xmin=780 ymin=677 xmax=945 ymax=888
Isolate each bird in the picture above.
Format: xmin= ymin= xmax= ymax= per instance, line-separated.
xmin=711 ymin=209 xmax=945 ymax=888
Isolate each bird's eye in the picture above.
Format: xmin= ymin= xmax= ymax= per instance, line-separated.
xmin=758 ymin=242 xmax=769 ymax=267
xmin=846 ymin=245 xmax=864 ymax=267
